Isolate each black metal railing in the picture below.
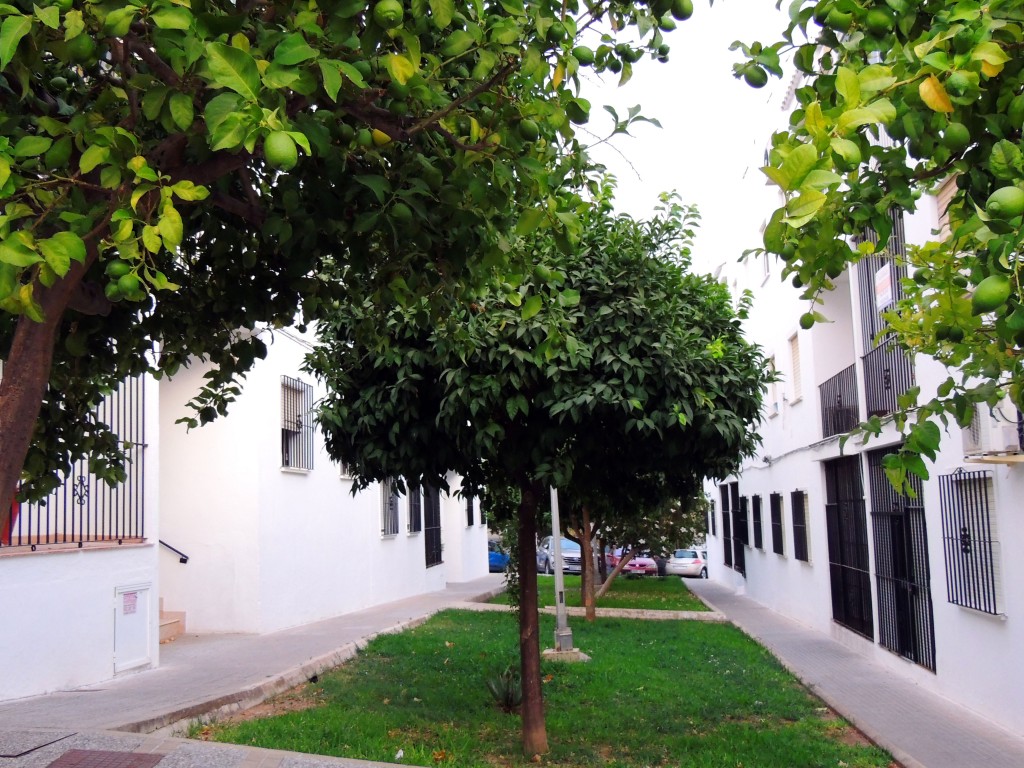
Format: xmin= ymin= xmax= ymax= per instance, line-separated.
xmin=424 ymin=485 xmax=442 ymax=567
xmin=281 ymin=375 xmax=315 ymax=470
xmin=1 ymin=377 xmax=145 ymax=551
xmin=752 ymin=495 xmax=763 ymax=550
xmin=938 ymin=468 xmax=1001 ymax=615
xmin=791 ymin=490 xmax=809 ymax=562
xmin=160 ymin=540 xmax=190 ymax=564
xmin=819 ymin=364 xmax=860 ymax=438
xmin=770 ymin=493 xmax=784 ymax=555
xmin=861 ymin=339 xmax=915 ymax=417
xmin=824 ymin=457 xmax=874 ymax=640
xmin=869 ymin=449 xmax=936 ymax=671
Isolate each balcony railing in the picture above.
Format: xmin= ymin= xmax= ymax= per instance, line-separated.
xmin=1 ymin=377 xmax=145 ymax=551
xmin=862 ymin=338 xmax=915 ymax=418
xmin=819 ymin=364 xmax=860 ymax=439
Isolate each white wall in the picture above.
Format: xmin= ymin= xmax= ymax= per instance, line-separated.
xmin=159 ymin=326 xmax=488 ymax=635
xmin=439 ymin=476 xmax=490 ymax=583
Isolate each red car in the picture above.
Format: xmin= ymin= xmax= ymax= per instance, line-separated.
xmin=620 ymin=550 xmax=658 ymax=577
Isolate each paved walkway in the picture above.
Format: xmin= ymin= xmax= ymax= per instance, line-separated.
xmin=0 ymin=575 xmax=506 ymax=768
xmin=687 ymin=579 xmax=1024 ymax=768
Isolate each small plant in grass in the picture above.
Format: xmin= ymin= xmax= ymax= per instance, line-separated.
xmin=485 ymin=664 xmax=522 ymax=713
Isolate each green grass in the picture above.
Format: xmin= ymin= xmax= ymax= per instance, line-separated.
xmin=490 ymin=574 xmax=709 ymax=612
xmin=204 ymin=610 xmax=891 ymax=768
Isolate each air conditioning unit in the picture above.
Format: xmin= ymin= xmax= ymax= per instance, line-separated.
xmin=963 ymin=401 xmax=1023 ymax=456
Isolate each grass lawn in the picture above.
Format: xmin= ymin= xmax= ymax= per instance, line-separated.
xmin=201 ymin=610 xmax=891 ymax=768
xmin=489 ymin=574 xmax=709 ymax=612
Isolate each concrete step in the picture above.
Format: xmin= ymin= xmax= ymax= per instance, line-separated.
xmin=159 ymin=610 xmax=186 ymax=644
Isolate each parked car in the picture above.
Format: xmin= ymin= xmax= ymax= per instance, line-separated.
xmin=537 ymin=536 xmax=582 ymax=574
xmin=666 ymin=548 xmax=708 ymax=579
xmin=621 ymin=551 xmax=658 ymax=577
xmin=488 ymin=540 xmax=510 ymax=573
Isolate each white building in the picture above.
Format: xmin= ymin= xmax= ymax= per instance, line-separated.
xmin=0 ymin=326 xmax=489 ymax=702
xmin=707 ymin=164 xmax=1024 ymax=735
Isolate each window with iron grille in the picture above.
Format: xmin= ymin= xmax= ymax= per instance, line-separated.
xmin=770 ymin=493 xmax=784 ymax=555
xmin=281 ymin=376 xmax=314 ymax=470
xmin=938 ymin=469 xmax=1002 ymax=615
xmin=720 ymin=483 xmax=733 ymax=568
xmin=736 ymin=496 xmax=750 ymax=546
xmin=381 ymin=480 xmax=400 ymax=536
xmin=424 ymin=485 xmax=443 ymax=567
xmin=825 ymin=456 xmax=874 ymax=640
xmin=408 ymin=486 xmax=422 ymax=533
xmin=752 ymin=495 xmax=763 ymax=550
xmin=708 ymin=500 xmax=716 ymax=536
xmin=465 ymin=495 xmax=474 ymax=526
xmin=791 ymin=490 xmax=810 ymax=562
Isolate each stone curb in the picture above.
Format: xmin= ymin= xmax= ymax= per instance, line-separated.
xmin=454 ymin=599 xmax=727 ymax=622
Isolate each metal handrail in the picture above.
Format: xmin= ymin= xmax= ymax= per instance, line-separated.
xmin=160 ymin=539 xmax=189 ymax=564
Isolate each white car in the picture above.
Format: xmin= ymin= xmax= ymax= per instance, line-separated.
xmin=666 ymin=548 xmax=708 ymax=579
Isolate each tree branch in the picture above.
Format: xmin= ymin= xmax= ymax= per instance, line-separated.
xmin=126 ymin=35 xmax=181 ymax=87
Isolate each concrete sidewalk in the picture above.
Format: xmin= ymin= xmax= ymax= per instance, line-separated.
xmin=688 ymin=579 xmax=1024 ymax=768
xmin=0 ymin=574 xmax=505 ymax=767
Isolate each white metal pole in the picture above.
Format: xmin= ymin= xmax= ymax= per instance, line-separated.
xmin=549 ymin=486 xmax=573 ymax=651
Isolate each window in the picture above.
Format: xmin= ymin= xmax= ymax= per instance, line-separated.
xmin=708 ymin=497 xmax=717 ymax=536
xmin=465 ymin=495 xmax=474 ymax=527
xmin=281 ymin=376 xmax=314 ymax=470
xmin=767 ymin=356 xmax=779 ymax=416
xmin=408 ymin=486 xmax=422 ymax=533
xmin=752 ymin=495 xmax=763 ymax=550
xmin=935 ymin=175 xmax=958 ymax=240
xmin=720 ymin=484 xmax=733 ymax=568
xmin=736 ymin=495 xmax=750 ymax=546
xmin=938 ymin=469 xmax=1002 ymax=614
xmin=770 ymin=493 xmax=784 ymax=555
xmin=789 ymin=335 xmax=802 ymax=402
xmin=381 ymin=480 xmax=400 ymax=536
xmin=791 ymin=490 xmax=809 ymax=562
xmin=424 ymin=485 xmax=443 ymax=567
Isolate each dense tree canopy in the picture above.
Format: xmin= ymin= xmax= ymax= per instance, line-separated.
xmin=742 ymin=0 xmax=1024 ymax=488
xmin=0 ymin=0 xmax=689 ymax=520
xmin=307 ymin=187 xmax=769 ymax=753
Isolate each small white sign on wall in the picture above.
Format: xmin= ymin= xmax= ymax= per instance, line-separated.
xmin=114 ymin=583 xmax=151 ymax=674
xmin=874 ymin=264 xmax=893 ymax=312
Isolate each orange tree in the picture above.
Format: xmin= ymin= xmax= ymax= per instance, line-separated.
xmin=305 ymin=188 xmax=768 ymax=754
xmin=0 ymin=0 xmax=692 ymax=522
xmin=740 ymin=1 xmax=1024 ymax=490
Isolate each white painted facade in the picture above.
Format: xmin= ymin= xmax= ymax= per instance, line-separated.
xmin=158 ymin=326 xmax=490 ymax=635
xmin=0 ymin=375 xmax=161 ymax=701
xmin=706 ymin=151 xmax=1024 ymax=736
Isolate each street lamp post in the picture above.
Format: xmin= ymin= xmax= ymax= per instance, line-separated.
xmin=549 ymin=486 xmax=574 ymax=652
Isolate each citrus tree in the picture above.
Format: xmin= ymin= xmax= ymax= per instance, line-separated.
xmin=0 ymin=0 xmax=695 ymax=523
xmin=305 ymin=187 xmax=768 ymax=754
xmin=739 ymin=1 xmax=1024 ymax=490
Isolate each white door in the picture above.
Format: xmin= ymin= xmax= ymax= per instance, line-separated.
xmin=114 ymin=583 xmax=152 ymax=673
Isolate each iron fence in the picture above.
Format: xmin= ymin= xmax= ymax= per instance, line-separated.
xmin=824 ymin=457 xmax=874 ymax=640
xmin=819 ymin=364 xmax=860 ymax=438
xmin=938 ymin=469 xmax=1001 ymax=615
xmin=861 ymin=339 xmax=915 ymax=418
xmin=1 ymin=377 xmax=145 ymax=550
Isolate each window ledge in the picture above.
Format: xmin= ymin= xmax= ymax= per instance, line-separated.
xmin=280 ymin=466 xmax=311 ymax=475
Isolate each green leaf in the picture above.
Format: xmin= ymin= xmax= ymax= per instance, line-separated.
xmin=0 ymin=237 xmax=41 ymax=267
xmin=13 ymin=135 xmax=51 ymax=157
xmin=428 ymin=0 xmax=454 ymax=28
xmin=151 ymin=7 xmax=192 ymax=30
xmin=168 ymin=92 xmax=194 ymax=131
xmin=777 ymin=143 xmax=818 ymax=192
xmin=516 ymin=208 xmax=545 ymax=236
xmin=355 ymin=175 xmax=391 ymax=203
xmin=274 ymin=33 xmax=318 ymax=65
xmin=836 ymin=99 xmax=896 ymax=132
xmin=0 ymin=156 xmax=9 ymax=187
xmin=205 ymin=42 xmax=261 ymax=102
xmin=836 ymin=66 xmax=860 ymax=107
xmin=203 ymin=92 xmax=242 ymax=131
xmin=384 ymin=53 xmax=415 ymax=85
xmin=38 ymin=231 xmax=84 ymax=274
xmin=0 ymin=15 xmax=32 ymax=71
xmin=857 ymin=65 xmax=896 ymax=96
xmin=63 ymin=9 xmax=83 ymax=39
xmin=159 ymin=206 xmax=184 ymax=249
xmin=142 ymin=225 xmax=162 ymax=253
xmin=103 ymin=5 xmax=136 ymax=35
xmin=171 ymin=180 xmax=210 ymax=201
xmin=783 ymin=189 xmax=826 ymax=227
xmin=521 ymin=293 xmax=542 ymax=320
xmin=499 ymin=0 xmax=525 ymax=15
xmin=33 ymin=4 xmax=59 ymax=29
xmin=142 ymin=86 xmax=170 ymax=121
xmin=337 ymin=61 xmax=367 ymax=88
xmin=318 ymin=60 xmax=343 ymax=101
xmin=79 ymin=144 xmax=110 ymax=173
xmin=558 ymin=288 xmax=580 ymax=307
xmin=988 ymin=140 xmax=1022 ymax=180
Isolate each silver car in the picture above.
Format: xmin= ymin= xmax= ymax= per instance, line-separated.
xmin=666 ymin=548 xmax=708 ymax=578
xmin=537 ymin=536 xmax=582 ymax=574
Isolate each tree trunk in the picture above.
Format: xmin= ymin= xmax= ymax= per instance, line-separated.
xmin=596 ymin=548 xmax=635 ymax=599
xmin=579 ymin=505 xmax=596 ymax=622
xmin=0 ymin=262 xmax=89 ymax=528
xmin=516 ymin=481 xmax=549 ymax=756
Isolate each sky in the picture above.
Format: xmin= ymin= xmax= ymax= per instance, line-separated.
xmin=578 ymin=1 xmax=793 ymax=274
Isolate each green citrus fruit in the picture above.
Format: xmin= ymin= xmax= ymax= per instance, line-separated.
xmin=947 ymin=326 xmax=965 ymax=343
xmin=670 ymin=0 xmax=693 ymax=21
xmin=117 ymin=273 xmax=141 ymax=296
xmin=518 ymin=119 xmax=540 ymax=141
xmin=792 ymin=274 xmax=803 ymax=289
xmin=66 ymin=34 xmax=96 ymax=64
xmin=264 ymin=131 xmax=298 ymax=171
xmin=985 ymin=185 xmax=1024 ymax=219
xmin=338 ymin=123 xmax=355 ymax=143
xmin=799 ymin=312 xmax=815 ymax=330
xmin=744 ymin=66 xmax=768 ymax=89
xmin=825 ymin=9 xmax=852 ymax=31
xmin=104 ymin=282 xmax=123 ymax=302
xmin=572 ymin=46 xmax=595 ymax=65
xmin=565 ymin=101 xmax=589 ymax=125
xmin=952 ymin=275 xmax=969 ymax=288
xmin=946 ymin=70 xmax=972 ymax=96
xmin=864 ymin=8 xmax=894 ymax=36
xmin=812 ymin=0 xmax=832 ymax=25
xmin=533 ymin=264 xmax=553 ymax=281
xmin=391 ymin=202 xmax=413 ymax=222
xmin=972 ymin=274 xmax=1013 ymax=315
xmin=372 ymin=0 xmax=404 ymax=29
xmin=607 ymin=58 xmax=622 ymax=73
xmin=780 ymin=243 xmax=797 ymax=261
xmin=371 ymin=128 xmax=392 ymax=146
xmin=546 ymin=21 xmax=566 ymax=43
xmin=941 ymin=122 xmax=970 ymax=152
xmin=934 ymin=323 xmax=951 ymax=341
xmin=913 ymin=268 xmax=932 ymax=285
xmin=105 ymin=260 xmax=132 ymax=278
xmin=658 ymin=15 xmax=676 ymax=31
